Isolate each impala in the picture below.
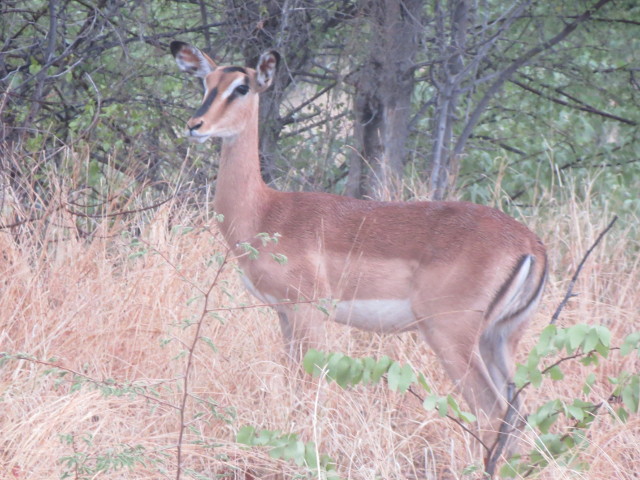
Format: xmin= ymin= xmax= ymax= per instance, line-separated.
xmin=170 ymin=40 xmax=547 ymax=453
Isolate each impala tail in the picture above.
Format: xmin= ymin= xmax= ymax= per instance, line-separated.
xmin=488 ymin=253 xmax=548 ymax=331
xmin=480 ymin=252 xmax=548 ymax=405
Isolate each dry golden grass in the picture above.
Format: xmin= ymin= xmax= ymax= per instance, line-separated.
xmin=1 ymin=162 xmax=638 ymax=479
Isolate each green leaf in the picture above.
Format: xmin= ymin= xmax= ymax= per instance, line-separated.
xmin=617 ymin=406 xmax=629 ymax=422
xmin=621 ymin=376 xmax=639 ymax=414
xmin=29 ymin=59 xmax=42 ymax=75
xmin=536 ymin=324 xmax=557 ymax=355
xmin=360 ymin=357 xmax=377 ymax=385
xmin=526 ymin=348 xmax=541 ymax=369
xmin=536 ymin=433 xmax=569 ymax=456
xmin=238 ymin=242 xmax=260 ymax=260
xmin=537 ymin=412 xmax=559 ymax=435
xmin=513 ymin=364 xmax=529 ymax=389
xmin=548 ymin=365 xmax=564 ymax=381
xmin=372 ymin=356 xmax=392 ymax=382
xmin=199 ymin=336 xmax=217 ymax=352
xmin=332 ymin=355 xmax=353 ymax=388
xmin=303 ymin=349 xmax=325 ymax=377
xmin=552 ymin=328 xmax=567 ymax=351
xmin=582 ymin=328 xmax=600 ymax=353
xmin=566 ymin=404 xmax=585 ymax=422
xmin=458 ymin=409 xmax=477 ymax=423
xmin=436 ymin=396 xmax=449 ymax=417
xmin=594 ymin=340 xmax=610 ymax=358
xmin=416 ymin=372 xmax=432 ymax=393
xmin=304 ymin=443 xmax=319 ymax=469
xmin=70 ymin=380 xmax=83 ymax=394
xmin=499 ymin=459 xmax=519 ymax=478
xmin=423 ymin=394 xmax=438 ymax=412
xmin=567 ymin=324 xmax=590 ymax=352
xmin=348 ymin=358 xmax=364 ymax=385
xmin=595 ymin=325 xmax=611 ymax=348
xmin=284 ymin=439 xmax=306 ymax=465
xmin=621 ymin=332 xmax=640 ymax=356
xmin=579 ymin=352 xmax=600 ymax=367
xmin=583 ymin=372 xmax=596 ymax=395
xmin=529 ymin=367 xmax=543 ymax=388
xmin=235 ymin=427 xmax=341 ymax=478
xmin=529 ymin=400 xmax=560 ymax=433
xmin=270 ymin=253 xmax=288 ymax=264
xmin=236 ymin=425 xmax=256 ymax=445
xmin=387 ymin=362 xmax=416 ymax=393
xmin=462 ymin=463 xmax=482 ymax=475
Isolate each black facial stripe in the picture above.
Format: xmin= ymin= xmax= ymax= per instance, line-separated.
xmin=194 ymin=87 xmax=218 ymax=117
xmin=223 ymin=66 xmax=247 ymax=74
xmin=226 ymin=77 xmax=250 ymax=104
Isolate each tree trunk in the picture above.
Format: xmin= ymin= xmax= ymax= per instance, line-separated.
xmin=223 ymin=0 xmax=313 ymax=185
xmin=429 ymin=0 xmax=468 ymax=200
xmin=345 ymin=0 xmax=421 ymax=200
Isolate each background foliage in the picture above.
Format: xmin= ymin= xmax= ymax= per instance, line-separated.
xmin=2 ymin=0 xmax=638 ymax=208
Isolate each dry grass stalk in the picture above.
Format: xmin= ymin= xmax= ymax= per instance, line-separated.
xmin=1 ymin=152 xmax=638 ymax=479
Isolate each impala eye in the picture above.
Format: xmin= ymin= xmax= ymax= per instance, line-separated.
xmin=235 ymin=84 xmax=249 ymax=95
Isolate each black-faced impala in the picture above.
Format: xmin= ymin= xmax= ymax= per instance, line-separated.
xmin=170 ymin=40 xmax=547 ymax=458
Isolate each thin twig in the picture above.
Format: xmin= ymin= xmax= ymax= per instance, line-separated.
xmin=404 ymin=385 xmax=487 ymax=449
xmin=175 ymin=248 xmax=230 ymax=480
xmin=0 ymin=186 xmax=196 ymax=231
xmin=551 ymin=216 xmax=618 ymax=324
xmin=10 ymin=354 xmax=179 ymax=411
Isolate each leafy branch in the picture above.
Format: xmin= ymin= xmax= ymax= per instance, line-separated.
xmin=237 ymin=426 xmax=342 ymax=480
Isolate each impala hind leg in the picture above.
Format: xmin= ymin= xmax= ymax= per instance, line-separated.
xmin=480 ymin=298 xmax=541 ymax=416
xmin=277 ymin=311 xmax=296 ymax=359
xmin=479 ymin=310 xmax=536 ymax=458
xmin=479 ymin=327 xmax=513 ymax=404
xmin=417 ymin=312 xmax=507 ymax=450
xmin=478 ymin=327 xmax=519 ymax=454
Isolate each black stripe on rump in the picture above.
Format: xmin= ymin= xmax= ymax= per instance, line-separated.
xmin=194 ymin=87 xmax=218 ymax=117
xmin=485 ymin=254 xmax=535 ymax=321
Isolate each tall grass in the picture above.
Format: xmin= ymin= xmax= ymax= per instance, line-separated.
xmin=1 ymin=146 xmax=638 ymax=479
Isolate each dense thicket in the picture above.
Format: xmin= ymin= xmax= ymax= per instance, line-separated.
xmin=1 ymin=0 xmax=638 ymax=215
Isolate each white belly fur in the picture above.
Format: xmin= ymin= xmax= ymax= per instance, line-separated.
xmin=241 ymin=275 xmax=416 ymax=333
xmin=334 ymin=299 xmax=416 ymax=333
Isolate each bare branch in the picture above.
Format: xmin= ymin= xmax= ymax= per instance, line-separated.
xmin=551 ymin=216 xmax=618 ymax=324
xmin=511 ymin=77 xmax=637 ymax=126
xmin=453 ymin=0 xmax=616 ymax=159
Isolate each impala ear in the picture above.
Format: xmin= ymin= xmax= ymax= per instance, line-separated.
xmin=170 ymin=41 xmax=217 ymax=78
xmin=255 ymin=50 xmax=280 ymax=92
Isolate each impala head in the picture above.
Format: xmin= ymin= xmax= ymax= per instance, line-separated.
xmin=170 ymin=41 xmax=279 ymax=142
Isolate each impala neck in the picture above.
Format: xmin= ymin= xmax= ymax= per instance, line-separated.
xmin=214 ymin=111 xmax=270 ymax=247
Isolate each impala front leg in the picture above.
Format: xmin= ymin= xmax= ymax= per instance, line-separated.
xmin=277 ymin=305 xmax=325 ymax=362
xmin=277 ymin=311 xmax=295 ymax=359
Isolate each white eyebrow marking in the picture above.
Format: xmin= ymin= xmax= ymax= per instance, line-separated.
xmin=201 ymin=79 xmax=208 ymax=100
xmin=222 ymin=76 xmax=247 ymax=100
